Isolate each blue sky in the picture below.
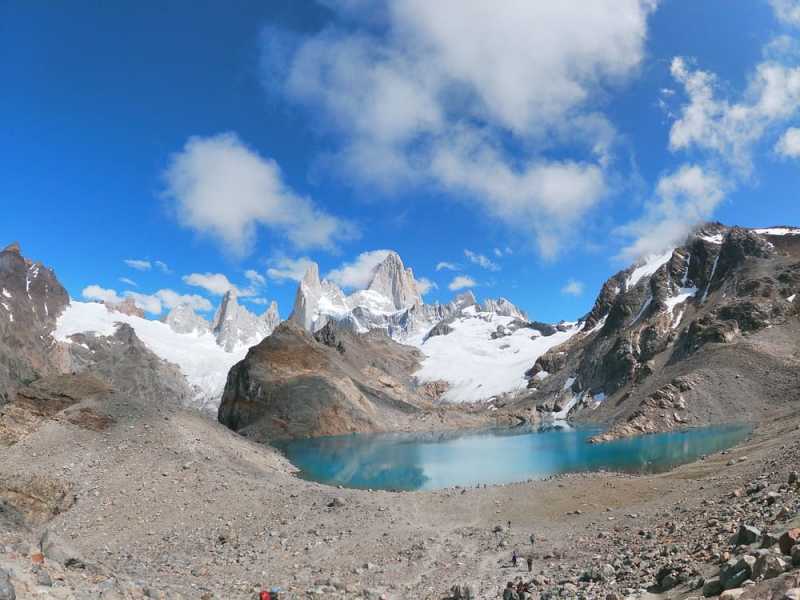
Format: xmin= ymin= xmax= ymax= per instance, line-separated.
xmin=2 ymin=1 xmax=799 ymax=323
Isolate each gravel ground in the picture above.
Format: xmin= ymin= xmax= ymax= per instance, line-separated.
xmin=2 ymin=389 xmax=800 ymax=599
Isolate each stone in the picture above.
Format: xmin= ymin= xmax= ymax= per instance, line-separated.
xmin=761 ymin=532 xmax=780 ymax=548
xmin=35 ymin=569 xmax=52 ymax=587
xmin=40 ymin=529 xmax=82 ymax=566
xmin=720 ymin=555 xmax=755 ymax=590
xmin=0 ymin=569 xmax=14 ymax=600
xmin=720 ymin=590 xmax=744 ymax=600
xmin=780 ymin=529 xmax=800 ymax=555
xmin=733 ymin=524 xmax=761 ymax=546
xmin=753 ymin=553 xmax=787 ymax=580
xmin=792 ymin=544 xmax=800 ymax=566
xmin=703 ymin=577 xmax=724 ymax=597
xmin=789 ymin=471 xmax=798 ymax=485
xmin=783 ymin=589 xmax=800 ymax=600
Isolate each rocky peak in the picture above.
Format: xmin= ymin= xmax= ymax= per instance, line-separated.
xmin=3 ymin=242 xmax=21 ymax=255
xmin=480 ymin=297 xmax=527 ymax=320
xmin=105 ymin=297 xmax=145 ymax=318
xmin=164 ymin=303 xmax=210 ymax=335
xmin=289 ymin=262 xmax=323 ymax=331
xmin=453 ymin=291 xmax=477 ymax=308
xmin=366 ymin=251 xmax=422 ymax=311
xmin=211 ymin=290 xmax=277 ymax=352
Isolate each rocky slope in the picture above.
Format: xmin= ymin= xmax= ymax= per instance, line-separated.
xmin=518 ymin=224 xmax=800 ymax=440
xmin=218 ymin=320 xmax=434 ymax=441
xmin=0 ymin=242 xmax=69 ymax=405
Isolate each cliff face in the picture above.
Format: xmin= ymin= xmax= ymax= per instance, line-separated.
xmin=218 ymin=321 xmax=427 ymax=441
xmin=0 ymin=242 xmax=70 ymax=403
xmin=518 ymin=225 xmax=800 ymax=439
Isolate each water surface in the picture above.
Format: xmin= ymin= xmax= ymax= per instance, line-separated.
xmin=275 ymin=423 xmax=751 ymax=491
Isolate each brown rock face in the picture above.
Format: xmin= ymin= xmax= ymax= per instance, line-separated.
xmin=218 ymin=321 xmax=426 ymax=441
xmin=105 ymin=297 xmax=145 ymax=318
xmin=0 ymin=242 xmax=70 ymax=403
xmin=780 ymin=529 xmax=800 ymax=555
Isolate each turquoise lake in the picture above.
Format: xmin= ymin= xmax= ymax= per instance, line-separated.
xmin=275 ymin=423 xmax=752 ymax=491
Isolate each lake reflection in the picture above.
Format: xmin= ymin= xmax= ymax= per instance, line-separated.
xmin=274 ymin=423 xmax=751 ymax=491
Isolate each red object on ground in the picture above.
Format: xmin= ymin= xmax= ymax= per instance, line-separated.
xmin=259 ymin=592 xmax=271 ymax=600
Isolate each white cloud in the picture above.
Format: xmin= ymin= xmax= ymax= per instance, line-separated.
xmin=124 ymin=259 xmax=151 ymax=271
xmin=119 ymin=277 xmax=138 ymax=287
xmin=416 ymin=277 xmax=436 ymax=295
xmin=448 ymin=275 xmax=477 ymax=291
xmin=464 ymin=249 xmax=500 ymax=271
xmin=83 ymin=285 xmax=123 ymax=305
xmin=154 ymin=260 xmax=171 ymax=274
xmin=326 ymin=250 xmax=391 ymax=289
xmin=618 ymin=164 xmax=727 ymax=260
xmin=561 ymin=279 xmax=585 ymax=296
xmin=82 ymin=286 xmax=212 ymax=315
xmin=182 ymin=272 xmax=239 ymax=296
xmin=265 ymin=0 xmax=656 ymax=256
xmin=668 ymin=56 xmax=800 ymax=174
xmin=435 ymin=261 xmax=459 ymax=272
xmin=124 ymin=292 xmax=163 ymax=315
xmin=771 ymin=0 xmax=800 ymax=26
xmin=776 ymin=127 xmax=800 ymax=158
xmin=244 ymin=269 xmax=267 ymax=288
xmin=162 ymin=132 xmax=358 ymax=256
xmin=244 ymin=297 xmax=271 ymax=306
xmin=266 ymin=256 xmax=316 ymax=283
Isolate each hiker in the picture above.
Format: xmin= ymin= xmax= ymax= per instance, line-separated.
xmin=526 ymin=555 xmax=533 ymax=572
xmin=502 ymin=581 xmax=518 ymax=600
xmin=517 ymin=581 xmax=529 ymax=600
xmin=511 ymin=549 xmax=518 ymax=567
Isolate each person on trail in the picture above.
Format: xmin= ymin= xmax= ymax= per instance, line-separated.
xmin=502 ymin=582 xmax=518 ymax=600
xmin=526 ymin=555 xmax=533 ymax=573
xmin=517 ymin=581 xmax=529 ymax=600
xmin=512 ymin=549 xmax=518 ymax=567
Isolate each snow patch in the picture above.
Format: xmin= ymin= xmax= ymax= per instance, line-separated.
xmin=55 ymin=301 xmax=246 ymax=412
xmin=626 ymin=249 xmax=673 ymax=290
xmin=409 ymin=312 xmax=581 ymax=403
xmin=698 ymin=233 xmax=724 ymax=244
xmin=630 ymin=296 xmax=652 ymax=325
xmin=1 ymin=288 xmax=10 ymax=299
xmin=701 ymin=255 xmax=720 ymax=304
xmin=754 ymin=227 xmax=800 ymax=236
xmin=788 ymin=294 xmax=796 ymax=303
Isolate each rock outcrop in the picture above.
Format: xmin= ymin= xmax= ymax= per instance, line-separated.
xmin=0 ymin=242 xmax=69 ymax=404
xmin=365 ymin=251 xmax=423 ymax=310
xmin=163 ymin=303 xmax=209 ymax=335
xmin=516 ymin=224 xmax=800 ymax=439
xmin=218 ymin=321 xmax=426 ymax=441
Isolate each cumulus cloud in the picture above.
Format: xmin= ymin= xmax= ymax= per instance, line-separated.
xmin=448 ymin=275 xmax=477 ymax=291
xmin=244 ymin=269 xmax=267 ymax=288
xmin=326 ymin=250 xmax=391 ymax=289
xmin=83 ymin=285 xmax=123 ymax=305
xmin=464 ymin=249 xmax=500 ymax=271
xmin=618 ymin=164 xmax=726 ymax=260
xmin=435 ymin=262 xmax=459 ymax=272
xmin=263 ymin=0 xmax=656 ymax=256
xmin=771 ymin=0 xmax=800 ymax=26
xmin=266 ymin=256 xmax=316 ymax=283
xmin=668 ymin=56 xmax=800 ymax=174
xmin=182 ymin=272 xmax=239 ymax=296
xmin=162 ymin=132 xmax=358 ymax=256
xmin=82 ymin=285 xmax=212 ymax=315
xmin=416 ymin=277 xmax=436 ymax=295
xmin=776 ymin=127 xmax=800 ymax=158
xmin=124 ymin=259 xmax=151 ymax=271
xmin=561 ymin=279 xmax=585 ymax=296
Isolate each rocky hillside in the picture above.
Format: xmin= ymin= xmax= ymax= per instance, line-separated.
xmin=0 ymin=242 xmax=69 ymax=405
xmin=218 ymin=320 xmax=435 ymax=441
xmin=518 ymin=224 xmax=800 ymax=439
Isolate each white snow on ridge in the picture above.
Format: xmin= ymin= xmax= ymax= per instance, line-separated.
xmin=1 ymin=288 xmax=11 ymax=299
xmin=698 ymin=233 xmax=724 ymax=244
xmin=626 ymin=249 xmax=674 ymax=290
xmin=55 ymin=301 xmax=247 ymax=412
xmin=754 ymin=227 xmax=800 ymax=236
xmin=409 ymin=308 xmax=581 ymax=403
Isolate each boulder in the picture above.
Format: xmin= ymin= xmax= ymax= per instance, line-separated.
xmin=703 ymin=576 xmax=724 ymax=597
xmin=0 ymin=568 xmax=14 ymax=600
xmin=780 ymin=529 xmax=800 ymax=555
xmin=720 ymin=555 xmax=755 ymax=590
xmin=752 ymin=553 xmax=787 ymax=580
xmin=40 ymin=529 xmax=83 ymax=567
xmin=733 ymin=524 xmax=761 ymax=546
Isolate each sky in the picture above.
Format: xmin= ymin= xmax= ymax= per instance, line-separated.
xmin=2 ymin=0 xmax=800 ymax=323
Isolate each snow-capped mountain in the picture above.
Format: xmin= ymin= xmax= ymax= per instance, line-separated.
xmin=55 ymin=288 xmax=281 ymax=412
xmin=286 ymin=250 xmax=567 ymax=403
xmin=211 ymin=290 xmax=279 ymax=352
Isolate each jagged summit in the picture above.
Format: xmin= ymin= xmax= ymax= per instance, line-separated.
xmin=164 ymin=303 xmax=209 ymax=335
xmin=211 ymin=290 xmax=279 ymax=352
xmin=366 ymin=251 xmax=422 ymax=311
